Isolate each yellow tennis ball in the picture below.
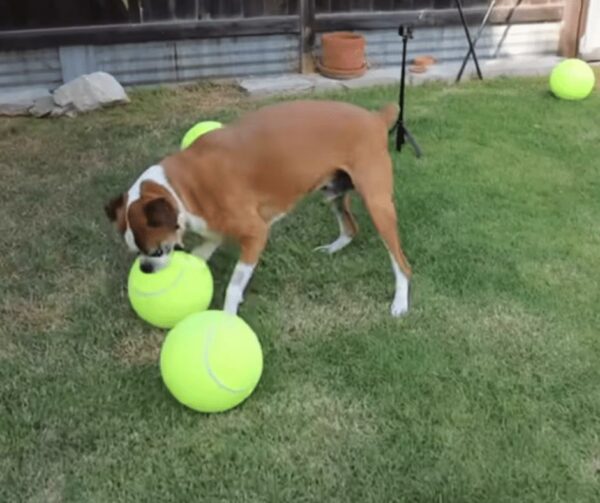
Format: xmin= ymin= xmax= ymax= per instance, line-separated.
xmin=180 ymin=121 xmax=223 ymax=150
xmin=128 ymin=251 xmax=213 ymax=329
xmin=549 ymin=59 xmax=595 ymax=101
xmin=160 ymin=311 xmax=263 ymax=413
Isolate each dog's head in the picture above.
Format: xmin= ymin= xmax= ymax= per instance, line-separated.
xmin=105 ymin=181 xmax=183 ymax=273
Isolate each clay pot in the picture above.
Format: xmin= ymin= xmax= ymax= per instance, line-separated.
xmin=319 ymin=32 xmax=367 ymax=79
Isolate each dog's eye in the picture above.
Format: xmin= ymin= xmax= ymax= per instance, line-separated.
xmin=149 ymin=248 xmax=164 ymax=258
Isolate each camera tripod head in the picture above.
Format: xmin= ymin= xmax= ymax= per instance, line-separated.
xmin=398 ymin=24 xmax=414 ymax=39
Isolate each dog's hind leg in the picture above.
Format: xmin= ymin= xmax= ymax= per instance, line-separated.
xmin=315 ymin=170 xmax=358 ymax=254
xmin=351 ymin=155 xmax=412 ymax=317
xmin=314 ymin=193 xmax=358 ymax=254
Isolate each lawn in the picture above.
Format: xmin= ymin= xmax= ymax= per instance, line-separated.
xmin=1 ymin=77 xmax=600 ymax=502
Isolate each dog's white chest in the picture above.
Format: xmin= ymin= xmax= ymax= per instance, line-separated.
xmin=186 ymin=213 xmax=219 ymax=239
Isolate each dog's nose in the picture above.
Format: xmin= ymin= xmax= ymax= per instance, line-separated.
xmin=140 ymin=262 xmax=154 ymax=274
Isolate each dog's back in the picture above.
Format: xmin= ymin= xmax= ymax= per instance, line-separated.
xmin=170 ymin=100 xmax=398 ymax=204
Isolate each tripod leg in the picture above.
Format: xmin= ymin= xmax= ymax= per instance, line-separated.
xmin=454 ymin=0 xmax=483 ymax=80
xmin=403 ymin=127 xmax=422 ymax=158
xmin=456 ymin=0 xmax=496 ymax=82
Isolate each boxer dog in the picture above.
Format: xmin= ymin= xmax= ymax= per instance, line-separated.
xmin=105 ymin=100 xmax=412 ymax=317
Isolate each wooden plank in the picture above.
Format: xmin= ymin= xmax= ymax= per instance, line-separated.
xmin=141 ymin=0 xmax=169 ymax=21
xmin=219 ymin=0 xmax=244 ymax=17
xmin=315 ymin=0 xmax=332 ymax=13
xmin=0 ymin=16 xmax=299 ymax=50
xmin=175 ymin=0 xmax=199 ymax=19
xmin=373 ymin=0 xmax=394 ymax=11
xmin=243 ymin=0 xmax=265 ymax=17
xmin=350 ymin=0 xmax=373 ymax=11
xmin=392 ymin=0 xmax=413 ymax=10
xmin=288 ymin=0 xmax=300 ymax=14
xmin=433 ymin=0 xmax=452 ymax=9
xmin=558 ymin=0 xmax=587 ymax=57
xmin=315 ymin=4 xmax=563 ymax=31
xmin=128 ymin=0 xmax=142 ymax=22
xmin=331 ymin=0 xmax=351 ymax=12
xmin=263 ymin=0 xmax=290 ymax=15
xmin=299 ymin=0 xmax=316 ymax=72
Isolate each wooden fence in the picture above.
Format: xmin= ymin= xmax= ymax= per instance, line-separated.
xmin=0 ymin=0 xmax=564 ymax=71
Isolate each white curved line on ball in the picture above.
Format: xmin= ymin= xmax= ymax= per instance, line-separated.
xmin=131 ymin=258 xmax=206 ymax=298
xmin=132 ymin=267 xmax=186 ymax=298
xmin=203 ymin=325 xmax=249 ymax=394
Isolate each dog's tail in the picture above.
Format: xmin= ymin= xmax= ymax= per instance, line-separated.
xmin=377 ymin=103 xmax=400 ymax=130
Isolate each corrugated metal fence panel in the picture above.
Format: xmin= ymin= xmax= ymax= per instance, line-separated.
xmin=94 ymin=35 xmax=298 ymax=86
xmin=175 ymin=36 xmax=298 ymax=80
xmin=0 ymin=24 xmax=559 ymax=90
xmin=0 ymin=48 xmax=62 ymax=90
xmin=359 ymin=22 xmax=561 ymax=67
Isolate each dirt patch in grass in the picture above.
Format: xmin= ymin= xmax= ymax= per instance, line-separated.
xmin=276 ymin=285 xmax=384 ymax=340
xmin=28 ymin=474 xmax=65 ymax=503
xmin=113 ymin=327 xmax=164 ymax=366
xmin=0 ymin=297 xmax=70 ymax=335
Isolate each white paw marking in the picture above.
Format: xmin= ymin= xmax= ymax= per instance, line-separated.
xmin=390 ymin=294 xmax=409 ymax=317
xmin=223 ymin=263 xmax=255 ymax=315
xmin=314 ymin=235 xmax=352 ymax=255
xmin=224 ymin=286 xmax=243 ymax=315
xmin=390 ymin=254 xmax=410 ymax=317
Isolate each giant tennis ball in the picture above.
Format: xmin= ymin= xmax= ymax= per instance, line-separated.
xmin=160 ymin=310 xmax=263 ymax=413
xmin=128 ymin=251 xmax=213 ymax=329
xmin=180 ymin=121 xmax=223 ymax=150
xmin=549 ymin=59 xmax=595 ymax=101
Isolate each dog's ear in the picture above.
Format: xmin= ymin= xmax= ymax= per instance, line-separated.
xmin=104 ymin=194 xmax=127 ymax=233
xmin=105 ymin=194 xmax=124 ymax=221
xmin=143 ymin=198 xmax=178 ymax=229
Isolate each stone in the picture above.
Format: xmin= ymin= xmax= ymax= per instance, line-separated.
xmin=53 ymin=71 xmax=129 ymax=113
xmin=0 ymin=88 xmax=51 ymax=116
xmin=29 ymin=95 xmax=56 ymax=118
xmin=50 ymin=106 xmax=69 ymax=118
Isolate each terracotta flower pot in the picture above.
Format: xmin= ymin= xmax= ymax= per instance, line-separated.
xmin=319 ymin=32 xmax=367 ymax=80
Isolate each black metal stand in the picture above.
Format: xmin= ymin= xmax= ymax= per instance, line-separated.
xmin=396 ymin=24 xmax=422 ymax=158
xmin=454 ymin=0 xmax=484 ymax=82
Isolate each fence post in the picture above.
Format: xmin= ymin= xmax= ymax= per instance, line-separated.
xmin=299 ymin=0 xmax=316 ymax=73
xmin=558 ymin=0 xmax=588 ymax=57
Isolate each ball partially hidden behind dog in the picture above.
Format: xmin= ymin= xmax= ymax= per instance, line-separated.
xmin=180 ymin=121 xmax=223 ymax=150
xmin=550 ymin=59 xmax=595 ymax=101
xmin=160 ymin=311 xmax=263 ymax=413
xmin=128 ymin=251 xmax=213 ymax=329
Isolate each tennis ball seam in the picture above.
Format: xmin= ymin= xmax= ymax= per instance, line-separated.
xmin=131 ymin=257 xmax=208 ymax=298
xmin=131 ymin=267 xmax=187 ymax=298
xmin=203 ymin=327 xmax=251 ymax=394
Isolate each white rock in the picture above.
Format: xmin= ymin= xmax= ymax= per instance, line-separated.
xmin=29 ymin=95 xmax=56 ymax=118
xmin=0 ymin=88 xmax=51 ymax=116
xmin=53 ymin=71 xmax=129 ymax=113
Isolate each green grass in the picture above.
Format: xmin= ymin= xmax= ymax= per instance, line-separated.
xmin=2 ymin=78 xmax=600 ymax=502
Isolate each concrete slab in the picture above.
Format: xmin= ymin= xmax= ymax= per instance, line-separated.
xmin=238 ymin=75 xmax=314 ymax=96
xmin=309 ymin=74 xmax=346 ymax=92
xmin=237 ymin=55 xmax=563 ymax=97
xmin=340 ymin=68 xmax=400 ymax=89
xmin=0 ymin=87 xmax=51 ymax=116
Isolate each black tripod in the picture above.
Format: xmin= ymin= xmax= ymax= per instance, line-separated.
xmin=395 ymin=24 xmax=422 ymax=158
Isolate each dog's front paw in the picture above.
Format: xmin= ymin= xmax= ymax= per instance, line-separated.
xmin=224 ymin=286 xmax=243 ymax=315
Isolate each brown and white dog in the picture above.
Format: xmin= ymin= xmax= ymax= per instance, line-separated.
xmin=105 ymin=100 xmax=412 ymax=316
